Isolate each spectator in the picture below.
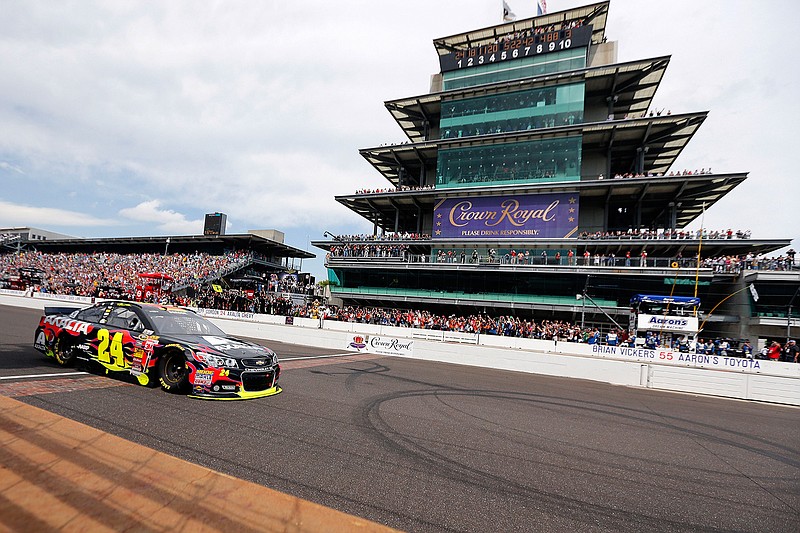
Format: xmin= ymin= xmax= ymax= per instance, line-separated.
xmin=741 ymin=340 xmax=753 ymax=359
xmin=783 ymin=340 xmax=799 ymax=363
xmin=767 ymin=341 xmax=782 ymax=361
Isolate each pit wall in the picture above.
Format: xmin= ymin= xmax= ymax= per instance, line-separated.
xmin=3 ymin=290 xmax=798 ymax=406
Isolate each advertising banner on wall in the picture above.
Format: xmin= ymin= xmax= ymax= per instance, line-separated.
xmin=433 ymin=193 xmax=578 ymax=239
xmin=637 ymin=314 xmax=699 ymax=333
xmin=345 ymin=334 xmax=414 ymax=357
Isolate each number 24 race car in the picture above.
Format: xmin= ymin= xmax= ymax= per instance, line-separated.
xmin=34 ymin=301 xmax=281 ymax=400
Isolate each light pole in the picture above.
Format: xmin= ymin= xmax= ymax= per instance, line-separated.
xmin=164 ymin=237 xmax=170 ymax=256
xmin=579 ymin=275 xmax=591 ymax=329
xmin=787 ymin=286 xmax=800 ymax=344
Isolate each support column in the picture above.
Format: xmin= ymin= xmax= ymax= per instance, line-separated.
xmin=669 ymin=202 xmax=678 ymax=230
xmin=635 ymin=147 xmax=643 ymax=174
xmin=605 ymin=94 xmax=618 ymax=120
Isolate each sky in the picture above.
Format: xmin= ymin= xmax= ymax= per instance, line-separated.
xmin=1 ymin=0 xmax=798 ymax=281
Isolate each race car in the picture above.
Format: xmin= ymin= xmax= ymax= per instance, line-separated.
xmin=33 ymin=300 xmax=281 ymax=400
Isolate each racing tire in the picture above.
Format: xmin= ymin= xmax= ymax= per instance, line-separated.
xmin=53 ymin=334 xmax=76 ymax=366
xmin=158 ymin=350 xmax=190 ymax=393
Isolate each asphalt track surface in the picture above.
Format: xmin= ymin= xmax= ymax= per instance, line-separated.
xmin=1 ymin=304 xmax=798 ymax=532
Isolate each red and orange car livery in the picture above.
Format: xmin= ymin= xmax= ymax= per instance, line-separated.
xmin=34 ymin=301 xmax=281 ymax=400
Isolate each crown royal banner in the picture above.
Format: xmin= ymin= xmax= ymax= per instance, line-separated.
xmin=432 ymin=193 xmax=579 ymax=239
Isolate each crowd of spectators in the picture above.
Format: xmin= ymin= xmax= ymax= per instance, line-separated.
xmin=705 ymin=253 xmax=795 ymax=273
xmin=329 ymin=232 xmax=430 ymax=242
xmin=666 ymin=169 xmax=713 ymax=176
xmin=192 ymin=286 xmax=300 ymax=316
xmin=760 ymin=340 xmax=800 ymax=362
xmin=177 ymin=285 xmax=609 ymax=343
xmin=621 ymin=109 xmax=672 ymax=119
xmin=332 ymin=247 xmax=795 ymax=274
xmin=601 ymin=168 xmax=713 ymax=180
xmin=329 ymin=243 xmax=409 ymax=259
xmin=354 ymin=185 xmax=435 ymax=195
xmin=578 ymin=228 xmax=751 ymax=240
xmin=0 ymin=250 xmax=253 ymax=298
xmin=495 ymin=19 xmax=585 ymax=45
xmin=327 ymin=227 xmax=753 ymax=245
xmin=267 ymin=276 xmax=314 ymax=295
xmin=331 ymin=305 xmax=596 ymax=339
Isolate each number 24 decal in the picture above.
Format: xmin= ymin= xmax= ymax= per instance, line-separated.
xmin=97 ymin=329 xmax=127 ymax=368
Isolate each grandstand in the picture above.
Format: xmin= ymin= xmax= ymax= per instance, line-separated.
xmin=0 ymin=230 xmax=316 ymax=302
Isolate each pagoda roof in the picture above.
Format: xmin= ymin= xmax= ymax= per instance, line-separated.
xmin=28 ymin=233 xmax=314 ymax=259
xmin=433 ymin=1 xmax=609 ymax=56
xmin=335 ymin=172 xmax=746 ymax=233
xmin=387 ymin=56 xmax=671 ymax=142
xmin=361 ymin=111 xmax=707 ymax=187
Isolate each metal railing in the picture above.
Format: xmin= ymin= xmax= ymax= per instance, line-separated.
xmin=327 ymin=254 xmax=755 ymax=273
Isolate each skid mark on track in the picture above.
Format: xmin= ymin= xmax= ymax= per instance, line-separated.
xmin=281 ymin=353 xmax=384 ymax=370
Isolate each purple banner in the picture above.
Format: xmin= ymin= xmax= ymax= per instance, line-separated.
xmin=433 ymin=193 xmax=578 ymax=239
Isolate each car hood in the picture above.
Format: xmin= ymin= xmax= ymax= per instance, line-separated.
xmin=168 ymin=334 xmax=276 ymax=359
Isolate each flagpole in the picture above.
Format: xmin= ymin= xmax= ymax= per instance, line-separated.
xmin=693 ymin=202 xmax=706 ymax=303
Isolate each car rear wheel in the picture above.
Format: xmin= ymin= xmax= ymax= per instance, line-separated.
xmin=54 ymin=335 xmax=76 ymax=366
xmin=158 ymin=350 xmax=189 ymax=393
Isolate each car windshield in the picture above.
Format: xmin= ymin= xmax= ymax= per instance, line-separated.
xmin=146 ymin=310 xmax=227 ymax=336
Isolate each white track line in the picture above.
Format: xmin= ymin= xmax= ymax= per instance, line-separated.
xmin=0 ymin=371 xmax=89 ymax=381
xmin=0 ymin=354 xmax=368 ymax=379
xmin=281 ymin=352 xmax=369 ymax=361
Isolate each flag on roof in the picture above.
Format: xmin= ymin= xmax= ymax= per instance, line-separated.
xmin=537 ymin=0 xmax=548 ymax=16
xmin=503 ymin=1 xmax=516 ymax=22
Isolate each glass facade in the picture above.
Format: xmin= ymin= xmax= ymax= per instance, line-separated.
xmin=442 ymin=48 xmax=587 ymax=90
xmin=440 ymin=83 xmax=584 ymax=139
xmin=436 ymin=136 xmax=582 ymax=188
xmin=328 ymin=268 xmax=717 ymax=311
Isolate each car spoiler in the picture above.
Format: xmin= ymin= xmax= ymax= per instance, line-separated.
xmin=43 ymin=306 xmax=81 ymax=316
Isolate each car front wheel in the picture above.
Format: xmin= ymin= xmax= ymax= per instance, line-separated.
xmin=158 ymin=350 xmax=189 ymax=393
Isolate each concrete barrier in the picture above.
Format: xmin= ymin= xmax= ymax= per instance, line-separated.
xmin=3 ymin=290 xmax=798 ymax=406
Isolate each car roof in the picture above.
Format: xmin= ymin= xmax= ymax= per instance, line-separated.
xmin=104 ymin=300 xmax=182 ymax=311
xmin=100 ymin=300 xmax=196 ymax=317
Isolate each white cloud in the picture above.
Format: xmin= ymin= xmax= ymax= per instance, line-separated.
xmin=118 ymin=200 xmax=202 ymax=235
xmin=0 ymin=161 xmax=24 ymax=174
xmin=0 ymin=199 xmax=118 ymax=229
